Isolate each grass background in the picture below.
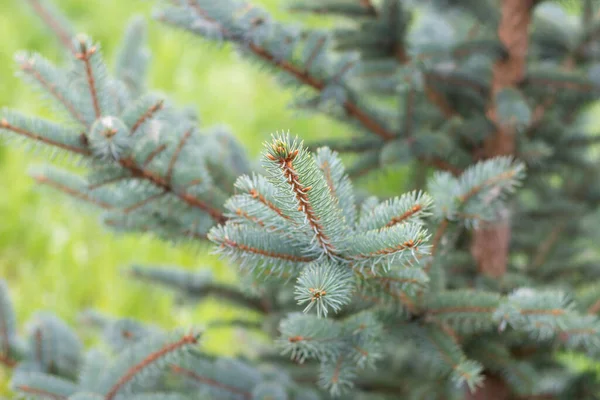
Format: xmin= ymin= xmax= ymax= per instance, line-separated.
xmin=0 ymin=0 xmax=597 ymax=393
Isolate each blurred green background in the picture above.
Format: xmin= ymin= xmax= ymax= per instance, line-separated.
xmin=0 ymin=0 xmax=354 ymax=390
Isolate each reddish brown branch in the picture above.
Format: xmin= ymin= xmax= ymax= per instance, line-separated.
xmin=331 ymin=355 xmax=344 ymax=385
xmin=352 ymin=238 xmax=421 ymax=258
xmin=123 ymin=191 xmax=167 ymax=213
xmin=270 ymin=149 xmax=337 ymax=255
xmin=320 ymin=160 xmax=336 ymax=198
xmin=167 ymin=128 xmax=193 ymax=183
xmin=360 ymin=0 xmax=378 ymax=15
xmin=75 ymin=40 xmax=101 ymax=119
xmin=430 ymin=220 xmax=448 ymax=257
xmin=14 ymin=385 xmax=67 ymax=400
xmin=179 ymin=5 xmax=394 ymax=141
xmin=384 ymin=205 xmax=422 ymax=228
xmin=32 ymin=173 xmax=113 ymax=209
xmin=519 ymin=308 xmax=565 ymax=316
xmin=304 ymin=37 xmax=326 ymax=72
xmin=419 ymin=218 xmax=449 ymax=284
xmin=0 ymin=353 xmax=16 ymax=368
xmin=88 ymin=175 xmax=130 ymax=190
xmin=459 ymin=170 xmax=519 ymax=204
xmin=235 ymin=208 xmax=265 ymax=227
xmin=531 ymin=223 xmax=565 ymax=269
xmin=143 ymin=144 xmax=167 ymax=167
xmin=171 ymin=364 xmax=251 ymax=400
xmin=119 ymin=158 xmax=226 ymax=224
xmin=220 ymin=238 xmax=313 ymax=262
xmin=588 ymin=299 xmax=600 ymax=315
xmin=26 ymin=0 xmax=74 ymax=54
xmin=426 ymin=330 xmax=461 ymax=375
xmin=19 ymin=61 xmax=87 ymax=126
xmin=248 ymin=188 xmax=291 ymax=220
xmin=0 ymin=118 xmax=90 ymax=156
xmin=428 ymin=306 xmax=496 ymax=315
xmin=179 ymin=4 xmax=464 ymax=175
xmin=105 ymin=334 xmax=199 ymax=400
xmin=130 ymin=100 xmax=164 ymax=135
xmin=373 ymin=276 xmax=421 ymax=285
xmin=525 ymin=77 xmax=596 ymax=92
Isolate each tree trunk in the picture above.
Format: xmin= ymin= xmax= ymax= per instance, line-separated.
xmin=468 ymin=1 xmax=535 ymax=399
xmin=465 ymin=373 xmax=511 ymax=400
xmin=471 ymin=0 xmax=534 ymax=277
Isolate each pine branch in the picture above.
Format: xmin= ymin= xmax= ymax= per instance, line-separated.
xmin=0 ymin=118 xmax=90 ymax=156
xmin=25 ymin=0 xmax=75 ymax=54
xmin=123 ymin=190 xmax=167 ymax=213
xmin=170 ymin=364 xmax=251 ymax=400
xmin=75 ymin=38 xmax=102 ymax=119
xmin=142 ymin=143 xmax=168 ymax=167
xmin=31 ymin=170 xmax=113 ymax=209
xmin=531 ymin=222 xmax=565 ymax=269
xmin=105 ymin=333 xmax=199 ymax=400
xmin=130 ymin=100 xmax=164 ymax=135
xmin=12 ymin=385 xmax=68 ymax=399
xmin=166 ymin=128 xmax=193 ymax=183
xmin=428 ymin=306 xmax=495 ymax=317
xmin=128 ymin=266 xmax=270 ymax=313
xmin=158 ymin=2 xmax=463 ymax=175
xmin=218 ymin=235 xmax=313 ymax=263
xmin=118 ymin=157 xmax=226 ymax=224
xmin=17 ymin=57 xmax=86 ymax=126
xmin=247 ymin=187 xmax=291 ymax=221
xmin=266 ymin=142 xmax=338 ymax=256
xmin=169 ymin=2 xmax=394 ymax=142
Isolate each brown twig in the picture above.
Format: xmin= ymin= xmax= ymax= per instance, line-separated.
xmin=119 ymin=157 xmax=226 ymax=224
xmin=181 ymin=4 xmax=394 ymax=142
xmin=143 ymin=144 xmax=167 ymax=167
xmin=105 ymin=334 xmax=199 ymax=400
xmin=14 ymin=385 xmax=67 ymax=400
xmin=171 ymin=364 xmax=251 ymax=400
xmin=167 ymin=128 xmax=193 ymax=183
xmin=130 ymin=100 xmax=164 ymax=135
xmin=123 ymin=191 xmax=167 ymax=214
xmin=18 ymin=60 xmax=87 ymax=126
xmin=384 ymin=205 xmax=423 ymax=228
xmin=26 ymin=0 xmax=75 ymax=54
xmin=32 ymin=172 xmax=113 ymax=209
xmin=219 ymin=238 xmax=313 ymax=263
xmin=0 ymin=118 xmax=90 ymax=156
xmin=75 ymin=39 xmax=102 ymax=119
xmin=269 ymin=147 xmax=337 ymax=255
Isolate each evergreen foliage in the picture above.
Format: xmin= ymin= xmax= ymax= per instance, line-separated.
xmin=3 ymin=0 xmax=600 ymax=399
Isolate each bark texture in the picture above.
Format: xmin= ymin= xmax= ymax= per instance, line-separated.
xmin=465 ymin=373 xmax=511 ymax=400
xmin=469 ymin=1 xmax=536 ymax=398
xmin=471 ymin=0 xmax=534 ymax=278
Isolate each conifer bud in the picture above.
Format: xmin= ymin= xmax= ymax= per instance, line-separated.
xmin=89 ymin=116 xmax=131 ymax=161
